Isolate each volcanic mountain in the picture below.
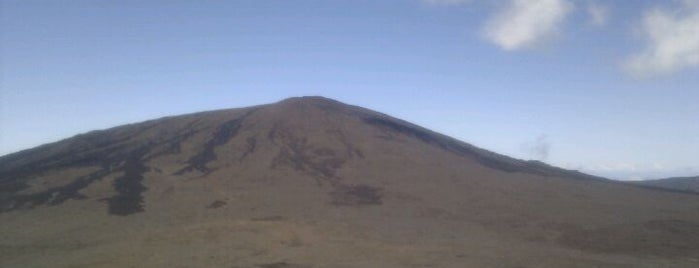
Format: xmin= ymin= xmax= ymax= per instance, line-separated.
xmin=1 ymin=96 xmax=698 ymax=268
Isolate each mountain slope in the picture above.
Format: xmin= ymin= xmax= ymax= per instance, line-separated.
xmin=1 ymin=96 xmax=699 ymax=268
xmin=632 ymin=176 xmax=699 ymax=193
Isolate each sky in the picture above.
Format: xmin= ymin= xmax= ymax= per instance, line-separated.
xmin=1 ymin=0 xmax=698 ymax=180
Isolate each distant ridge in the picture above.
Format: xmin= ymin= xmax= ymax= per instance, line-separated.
xmin=631 ymin=176 xmax=699 ymax=193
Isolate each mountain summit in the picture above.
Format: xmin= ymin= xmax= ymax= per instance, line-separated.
xmin=2 ymin=96 xmax=698 ymax=267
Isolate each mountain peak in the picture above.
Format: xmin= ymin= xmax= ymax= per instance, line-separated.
xmin=279 ymin=95 xmax=337 ymax=103
xmin=275 ymin=95 xmax=347 ymax=108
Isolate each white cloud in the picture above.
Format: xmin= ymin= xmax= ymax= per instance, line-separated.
xmin=587 ymin=2 xmax=609 ymax=26
xmin=484 ymin=0 xmax=573 ymax=51
xmin=624 ymin=2 xmax=699 ymax=77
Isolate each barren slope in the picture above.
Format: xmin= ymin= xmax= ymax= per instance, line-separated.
xmin=1 ymin=97 xmax=698 ymax=268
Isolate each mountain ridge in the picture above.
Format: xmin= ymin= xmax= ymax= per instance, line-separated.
xmin=631 ymin=176 xmax=699 ymax=193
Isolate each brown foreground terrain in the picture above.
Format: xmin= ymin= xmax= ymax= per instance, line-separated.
xmin=1 ymin=96 xmax=699 ymax=268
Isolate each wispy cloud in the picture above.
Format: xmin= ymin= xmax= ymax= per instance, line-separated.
xmin=587 ymin=2 xmax=610 ymax=26
xmin=624 ymin=1 xmax=699 ymax=77
xmin=484 ymin=0 xmax=573 ymax=51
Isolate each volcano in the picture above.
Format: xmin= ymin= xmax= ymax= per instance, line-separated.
xmin=1 ymin=96 xmax=698 ymax=267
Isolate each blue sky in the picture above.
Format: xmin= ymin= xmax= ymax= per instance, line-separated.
xmin=1 ymin=0 xmax=698 ymax=180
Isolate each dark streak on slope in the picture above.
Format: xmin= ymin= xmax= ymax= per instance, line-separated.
xmin=146 ymin=119 xmax=202 ymax=160
xmin=175 ymin=110 xmax=257 ymax=175
xmin=0 ymin=142 xmax=159 ymax=214
xmin=0 ymin=117 xmax=211 ymax=214
xmin=239 ymin=137 xmax=257 ymax=162
xmin=1 ymin=169 xmax=111 ymax=213
xmin=0 ymin=119 xmax=164 ymax=173
xmin=269 ymin=125 xmax=347 ymax=186
xmin=0 ymin=120 xmax=171 ymax=199
xmin=207 ymin=200 xmax=227 ymax=209
xmin=331 ymin=184 xmax=383 ymax=206
xmin=105 ymin=147 xmax=151 ymax=216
